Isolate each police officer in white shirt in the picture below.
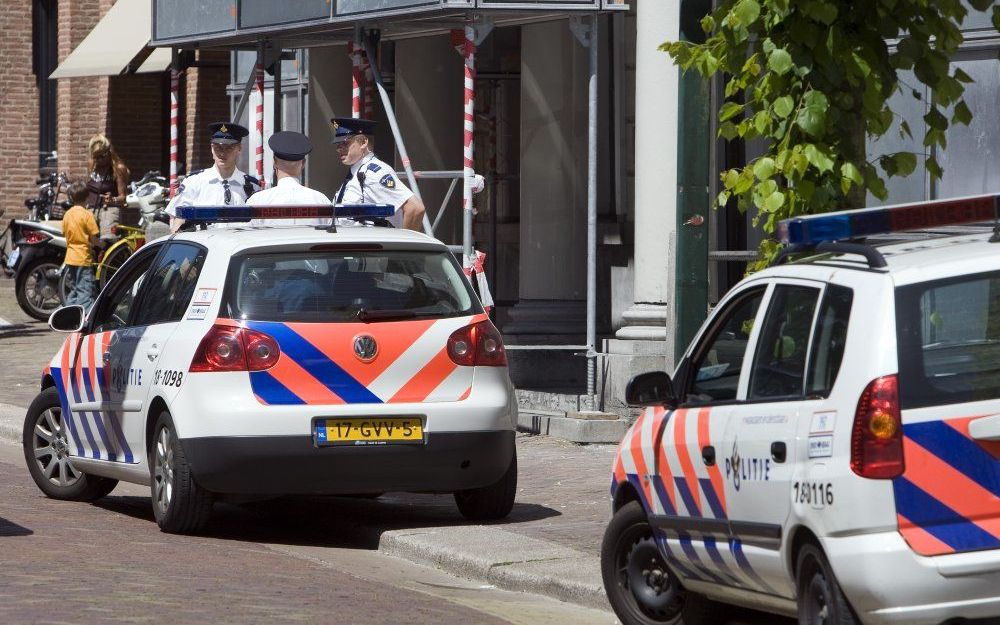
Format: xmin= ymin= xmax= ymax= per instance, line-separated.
xmin=331 ymin=117 xmax=426 ymax=231
xmin=166 ymin=122 xmax=261 ymax=232
xmin=247 ymin=131 xmax=331 ymax=226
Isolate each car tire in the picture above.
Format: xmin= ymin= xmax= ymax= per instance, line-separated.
xmin=16 ymin=256 xmax=62 ymax=321
xmin=796 ymin=543 xmax=859 ymax=625
xmin=149 ymin=411 xmax=214 ymax=534
xmin=454 ymin=450 xmax=517 ymax=521
xmin=22 ymin=387 xmax=118 ymax=501
xmin=601 ymin=500 xmax=729 ymax=625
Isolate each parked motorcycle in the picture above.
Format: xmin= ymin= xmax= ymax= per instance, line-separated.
xmin=25 ymin=172 xmax=71 ymax=221
xmin=12 ymin=219 xmax=66 ymax=321
xmin=130 ymin=171 xmax=172 ymax=242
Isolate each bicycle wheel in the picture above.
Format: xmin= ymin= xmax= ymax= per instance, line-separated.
xmin=97 ymin=242 xmax=133 ymax=290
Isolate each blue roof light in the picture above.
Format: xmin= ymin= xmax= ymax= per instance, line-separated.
xmin=175 ymin=203 xmax=395 ymax=223
xmin=778 ymin=194 xmax=1000 ymax=246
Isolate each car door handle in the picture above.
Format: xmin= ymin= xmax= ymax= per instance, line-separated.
xmin=102 ymin=351 xmax=111 ymax=366
xmin=702 ymin=445 xmax=716 ymax=466
xmin=771 ymin=441 xmax=787 ymax=463
xmin=969 ymin=414 xmax=1000 ymax=441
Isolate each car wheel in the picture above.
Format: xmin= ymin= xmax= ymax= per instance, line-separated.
xmin=796 ymin=543 xmax=859 ymax=625
xmin=22 ymin=387 xmax=118 ymax=501
xmin=16 ymin=257 xmax=62 ymax=321
xmin=454 ymin=450 xmax=517 ymax=521
xmin=149 ymin=411 xmax=214 ymax=534
xmin=601 ymin=500 xmax=728 ymax=625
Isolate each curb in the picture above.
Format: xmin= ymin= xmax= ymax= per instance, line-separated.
xmin=0 ymin=402 xmax=22 ymax=446
xmin=0 ymin=401 xmax=611 ymax=613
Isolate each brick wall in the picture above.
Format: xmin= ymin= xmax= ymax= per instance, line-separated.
xmin=0 ymin=2 xmax=41 ymax=220
xmin=185 ymin=50 xmax=231 ymax=173
xmin=1 ymin=0 xmax=232 ymax=221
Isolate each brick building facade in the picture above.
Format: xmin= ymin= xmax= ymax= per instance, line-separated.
xmin=0 ymin=0 xmax=229 ymax=222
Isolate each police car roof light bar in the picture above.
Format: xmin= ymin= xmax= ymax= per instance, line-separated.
xmin=778 ymin=194 xmax=1000 ymax=246
xmin=175 ymin=203 xmax=394 ymax=223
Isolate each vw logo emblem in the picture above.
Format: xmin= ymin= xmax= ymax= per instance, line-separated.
xmin=353 ymin=335 xmax=378 ymax=363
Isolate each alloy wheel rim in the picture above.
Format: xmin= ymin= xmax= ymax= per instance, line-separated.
xmin=806 ymin=573 xmax=831 ymax=624
xmin=25 ymin=264 xmax=61 ymax=311
xmin=152 ymin=427 xmax=174 ymax=513
xmin=617 ymin=526 xmax=684 ymax=621
xmin=32 ymin=407 xmax=81 ymax=487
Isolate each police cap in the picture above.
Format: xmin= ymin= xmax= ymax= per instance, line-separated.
xmin=209 ymin=122 xmax=249 ymax=145
xmin=269 ymin=131 xmax=313 ymax=161
xmin=331 ymin=117 xmax=375 ymax=144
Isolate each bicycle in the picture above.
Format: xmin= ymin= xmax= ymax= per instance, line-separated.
xmin=59 ymin=223 xmax=145 ymax=304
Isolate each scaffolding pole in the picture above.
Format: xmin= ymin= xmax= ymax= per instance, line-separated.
xmin=361 ymin=29 xmax=433 ymax=235
xmin=462 ymin=20 xmax=476 ymax=267
xmin=586 ymin=16 xmax=598 ymax=398
xmin=349 ymin=40 xmax=362 ymax=119
xmin=570 ymin=15 xmax=599 ymax=397
xmin=169 ymin=49 xmax=180 ymax=198
xmin=254 ymin=44 xmax=265 ymax=187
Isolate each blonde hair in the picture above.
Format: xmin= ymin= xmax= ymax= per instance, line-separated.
xmin=87 ymin=133 xmax=129 ymax=181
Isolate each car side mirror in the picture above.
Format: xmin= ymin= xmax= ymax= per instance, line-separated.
xmin=625 ymin=371 xmax=677 ymax=408
xmin=48 ymin=305 xmax=85 ymax=333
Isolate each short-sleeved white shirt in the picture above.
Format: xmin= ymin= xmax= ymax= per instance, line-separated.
xmin=165 ymin=165 xmax=261 ymax=228
xmin=334 ymin=153 xmax=413 ymax=228
xmin=247 ymin=176 xmax=332 ymax=226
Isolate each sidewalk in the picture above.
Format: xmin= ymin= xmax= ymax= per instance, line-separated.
xmin=0 ymin=401 xmax=618 ymax=611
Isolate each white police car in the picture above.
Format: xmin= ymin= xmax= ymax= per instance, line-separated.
xmin=603 ymin=196 xmax=1000 ymax=625
xmin=22 ymin=204 xmax=517 ymax=533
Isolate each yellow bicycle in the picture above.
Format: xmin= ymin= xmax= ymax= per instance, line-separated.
xmin=59 ymin=224 xmax=146 ymax=304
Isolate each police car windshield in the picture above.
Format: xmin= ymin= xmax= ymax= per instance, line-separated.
xmin=225 ymin=249 xmax=482 ymax=323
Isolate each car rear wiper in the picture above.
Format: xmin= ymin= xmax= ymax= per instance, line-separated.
xmin=356 ymin=308 xmax=417 ymax=322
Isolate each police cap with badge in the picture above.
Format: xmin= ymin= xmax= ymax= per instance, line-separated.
xmin=330 ymin=117 xmax=376 ymax=144
xmin=209 ymin=121 xmax=250 ymax=145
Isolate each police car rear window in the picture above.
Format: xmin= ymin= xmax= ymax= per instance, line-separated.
xmin=896 ymin=270 xmax=1000 ymax=409
xmin=224 ymin=250 xmax=482 ymax=322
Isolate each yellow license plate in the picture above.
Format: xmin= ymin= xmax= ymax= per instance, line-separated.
xmin=314 ymin=417 xmax=424 ymax=446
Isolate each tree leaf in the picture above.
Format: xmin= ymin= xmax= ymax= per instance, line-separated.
xmin=924 ymin=107 xmax=948 ymax=131
xmin=732 ymin=0 xmax=761 ymax=26
xmin=969 ymin=0 xmax=992 ymax=10
xmin=753 ymin=111 xmax=770 ymax=135
xmin=926 ymin=156 xmax=943 ymax=180
xmin=892 ymin=152 xmax=917 ymax=176
xmin=700 ymin=15 xmax=716 ymax=34
xmin=952 ymin=100 xmax=973 ymax=126
xmin=773 ymin=96 xmax=794 ymax=118
xmin=796 ymin=91 xmax=829 ymax=136
xmin=803 ymin=144 xmax=834 ymax=173
xmin=719 ymin=101 xmax=746 ymax=122
xmin=841 ymin=162 xmax=864 ymax=186
xmin=719 ymin=121 xmax=739 ymax=140
xmin=768 ymin=48 xmax=794 ymax=75
xmin=763 ymin=191 xmax=786 ymax=212
xmin=753 ymin=157 xmax=776 ymax=180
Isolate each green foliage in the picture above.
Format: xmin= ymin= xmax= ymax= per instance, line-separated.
xmin=661 ymin=0 xmax=1000 ymax=269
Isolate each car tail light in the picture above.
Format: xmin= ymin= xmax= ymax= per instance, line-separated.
xmin=189 ymin=323 xmax=280 ymax=372
xmin=447 ymin=320 xmax=507 ymax=367
xmin=850 ymin=375 xmax=904 ymax=479
xmin=21 ymin=230 xmax=51 ymax=245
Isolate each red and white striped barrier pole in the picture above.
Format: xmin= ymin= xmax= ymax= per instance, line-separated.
xmin=169 ymin=67 xmax=179 ymax=198
xmin=349 ymin=41 xmax=362 ymax=119
xmin=462 ymin=20 xmax=476 ymax=267
xmin=362 ymin=49 xmax=375 ymax=119
xmin=254 ymin=60 xmax=265 ymax=188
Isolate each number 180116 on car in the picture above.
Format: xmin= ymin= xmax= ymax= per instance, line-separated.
xmin=22 ymin=206 xmax=518 ymax=534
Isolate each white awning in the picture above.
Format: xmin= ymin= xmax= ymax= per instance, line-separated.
xmin=50 ymin=0 xmax=170 ymax=79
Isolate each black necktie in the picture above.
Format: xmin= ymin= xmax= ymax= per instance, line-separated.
xmin=335 ymin=172 xmax=353 ymax=204
xmin=222 ymin=179 xmax=232 ymax=205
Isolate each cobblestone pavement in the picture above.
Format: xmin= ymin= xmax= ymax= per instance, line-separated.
xmin=0 ymin=277 xmax=64 ymax=409
xmin=0 ymin=442 xmax=614 ymax=625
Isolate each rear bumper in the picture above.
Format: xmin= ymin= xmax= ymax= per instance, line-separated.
xmin=826 ymin=531 xmax=1000 ymax=625
xmin=180 ymin=430 xmax=515 ymax=495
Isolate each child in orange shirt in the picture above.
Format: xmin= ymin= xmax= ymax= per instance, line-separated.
xmin=62 ymin=181 xmax=99 ymax=309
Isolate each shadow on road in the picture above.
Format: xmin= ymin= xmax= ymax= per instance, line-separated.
xmin=0 ymin=516 xmax=33 ymax=536
xmin=0 ymin=324 xmax=49 ymax=340
xmin=94 ymin=492 xmax=561 ymax=550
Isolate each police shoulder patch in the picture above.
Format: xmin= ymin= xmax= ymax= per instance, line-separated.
xmin=379 ymin=174 xmax=396 ymax=189
xmin=367 ymin=162 xmax=382 ymax=173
